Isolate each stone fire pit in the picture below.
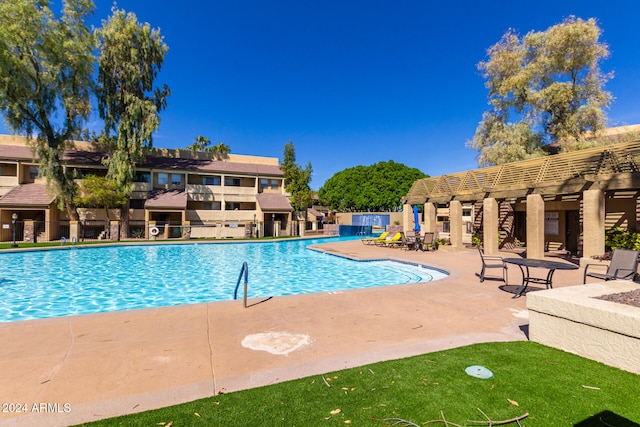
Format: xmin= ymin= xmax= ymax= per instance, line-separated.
xmin=527 ymin=280 xmax=640 ymax=375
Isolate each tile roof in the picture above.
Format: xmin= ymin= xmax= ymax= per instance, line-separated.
xmin=0 ymin=140 xmax=283 ymax=176
xmin=256 ymin=193 xmax=293 ymax=212
xmin=141 ymin=156 xmax=283 ymax=176
xmin=307 ymin=207 xmax=323 ymax=217
xmin=144 ymin=189 xmax=188 ymax=209
xmin=0 ymin=184 xmax=55 ymax=206
xmin=0 ymin=144 xmax=34 ymax=161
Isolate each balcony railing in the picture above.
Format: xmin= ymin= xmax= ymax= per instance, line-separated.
xmin=0 ymin=176 xmax=18 ymax=187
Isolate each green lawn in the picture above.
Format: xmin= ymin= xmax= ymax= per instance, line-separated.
xmin=77 ymin=341 xmax=640 ymax=426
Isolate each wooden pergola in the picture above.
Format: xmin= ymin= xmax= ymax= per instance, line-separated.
xmin=403 ymin=139 xmax=640 ymax=261
xmin=405 ymin=140 xmax=640 ymax=204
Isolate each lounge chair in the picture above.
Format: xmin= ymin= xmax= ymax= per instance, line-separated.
xmin=362 ymin=231 xmax=389 ymax=245
xmin=583 ymin=248 xmax=639 ymax=284
xmin=477 ymin=246 xmax=508 ymax=283
xmin=376 ymin=232 xmax=402 ymax=247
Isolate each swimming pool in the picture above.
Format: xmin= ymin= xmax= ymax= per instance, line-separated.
xmin=0 ymin=237 xmax=447 ymax=322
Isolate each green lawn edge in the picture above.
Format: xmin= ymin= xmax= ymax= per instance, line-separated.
xmin=76 ymin=341 xmax=640 ymax=426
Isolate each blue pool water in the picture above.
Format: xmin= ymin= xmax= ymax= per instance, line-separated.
xmin=0 ymin=237 xmax=447 ymax=322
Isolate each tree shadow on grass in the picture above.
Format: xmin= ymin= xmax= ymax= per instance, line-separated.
xmin=574 ymin=410 xmax=640 ymax=427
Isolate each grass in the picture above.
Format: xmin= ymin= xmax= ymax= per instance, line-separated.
xmin=77 ymin=341 xmax=640 ymax=426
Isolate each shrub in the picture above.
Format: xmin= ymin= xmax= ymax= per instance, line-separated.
xmin=605 ymin=227 xmax=640 ymax=251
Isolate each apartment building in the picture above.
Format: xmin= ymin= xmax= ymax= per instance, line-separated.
xmin=0 ymin=135 xmax=293 ymax=242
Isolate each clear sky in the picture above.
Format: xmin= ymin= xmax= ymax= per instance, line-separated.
xmin=4 ymin=1 xmax=640 ymax=189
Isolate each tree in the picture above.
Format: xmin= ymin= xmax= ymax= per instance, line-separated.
xmin=95 ymin=7 xmax=169 ymax=238
xmin=468 ymin=17 xmax=612 ymax=166
xmin=206 ymin=142 xmax=231 ymax=160
xmin=319 ymin=161 xmax=427 ymax=212
xmin=281 ymin=142 xmax=313 ymax=213
xmin=0 ymin=0 xmax=95 ymax=220
xmin=74 ymin=175 xmax=128 ymax=220
xmin=187 ymin=135 xmax=211 ymax=151
xmin=187 ymin=136 xmax=230 ymax=160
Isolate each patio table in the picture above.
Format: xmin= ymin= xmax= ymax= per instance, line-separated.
xmin=503 ymin=257 xmax=578 ymax=298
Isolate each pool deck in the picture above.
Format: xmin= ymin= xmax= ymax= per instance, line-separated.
xmin=0 ymin=239 xmax=587 ymax=426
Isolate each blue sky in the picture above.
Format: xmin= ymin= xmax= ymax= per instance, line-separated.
xmin=4 ymin=1 xmax=640 ymax=189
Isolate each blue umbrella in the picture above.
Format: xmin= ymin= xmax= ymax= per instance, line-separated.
xmin=413 ymin=205 xmax=421 ymax=233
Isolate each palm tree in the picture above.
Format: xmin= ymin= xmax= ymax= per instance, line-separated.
xmin=207 ymin=142 xmax=231 ymax=160
xmin=187 ymin=135 xmax=211 ymax=151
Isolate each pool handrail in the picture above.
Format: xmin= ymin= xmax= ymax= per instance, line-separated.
xmin=233 ymin=261 xmax=249 ymax=308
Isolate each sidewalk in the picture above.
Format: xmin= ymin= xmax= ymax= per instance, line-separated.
xmin=0 ymin=240 xmax=586 ymax=426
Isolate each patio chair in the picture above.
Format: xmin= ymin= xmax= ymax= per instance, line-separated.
xmin=421 ymin=232 xmax=436 ymax=251
xmin=583 ymin=248 xmax=639 ymax=284
xmin=401 ymin=232 xmax=418 ymax=251
xmin=362 ymin=231 xmax=389 ymax=245
xmin=477 ymin=246 xmax=508 ymax=283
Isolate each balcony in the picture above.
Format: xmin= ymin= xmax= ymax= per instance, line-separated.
xmin=187 ymin=184 xmax=256 ymax=201
xmin=0 ymin=176 xmax=18 ymax=187
xmin=132 ymin=182 xmax=152 ymax=192
xmin=187 ymin=210 xmax=255 ymax=223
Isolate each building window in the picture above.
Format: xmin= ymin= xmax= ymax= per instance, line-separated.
xmin=462 ymin=209 xmax=472 ymax=217
xmin=203 ymin=201 xmax=222 ymax=210
xmin=157 ymin=173 xmax=168 ymax=185
xmin=29 ymin=166 xmax=39 ymax=180
xmin=171 ymin=174 xmax=182 ymax=185
xmin=136 ymin=172 xmax=151 ymax=183
xmin=260 ymin=178 xmax=280 ymax=191
xmin=203 ymin=176 xmax=221 ymax=186
xmin=225 ymin=202 xmax=241 ymax=210
xmin=224 ymin=177 xmax=241 ymax=187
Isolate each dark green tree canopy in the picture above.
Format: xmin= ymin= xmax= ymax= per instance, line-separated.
xmin=318 ymin=161 xmax=427 ymax=212
xmin=0 ymin=0 xmax=96 ymax=219
xmin=281 ymin=142 xmax=313 ymax=212
xmin=468 ymin=16 xmax=612 ymax=166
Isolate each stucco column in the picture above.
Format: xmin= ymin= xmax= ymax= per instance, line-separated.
xmin=69 ymin=221 xmax=79 ymax=243
xmin=449 ymin=200 xmax=464 ymax=250
xmin=23 ymin=220 xmax=34 ymax=243
xmin=402 ymin=203 xmax=412 ymax=233
xmin=482 ymin=198 xmax=499 ymax=255
xmin=526 ymin=194 xmax=545 ymax=259
xmin=183 ymin=220 xmax=192 ymax=239
xmin=582 ymin=189 xmax=605 ymax=259
xmin=424 ymin=202 xmax=436 ymax=233
xmin=110 ymin=221 xmax=120 ymax=241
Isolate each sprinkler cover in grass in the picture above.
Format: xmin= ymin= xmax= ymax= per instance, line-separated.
xmin=465 ymin=365 xmax=493 ymax=379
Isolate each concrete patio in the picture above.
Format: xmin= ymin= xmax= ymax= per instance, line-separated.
xmin=0 ymin=239 xmax=588 ymax=427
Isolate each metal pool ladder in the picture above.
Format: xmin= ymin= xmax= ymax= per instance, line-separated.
xmin=234 ymin=261 xmax=249 ymax=308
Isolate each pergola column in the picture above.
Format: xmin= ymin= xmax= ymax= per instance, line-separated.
xmin=449 ymin=200 xmax=464 ymax=250
xmin=582 ymin=189 xmax=605 ymax=260
xmin=482 ymin=197 xmax=499 ymax=255
xmin=424 ymin=202 xmax=437 ymax=233
xmin=402 ymin=203 xmax=412 ymax=232
xmin=526 ymin=194 xmax=545 ymax=259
